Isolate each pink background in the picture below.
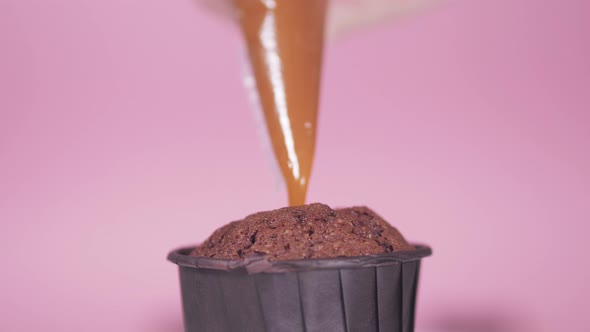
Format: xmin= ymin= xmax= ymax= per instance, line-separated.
xmin=1 ymin=0 xmax=589 ymax=331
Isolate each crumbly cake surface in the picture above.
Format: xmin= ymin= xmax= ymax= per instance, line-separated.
xmin=191 ymin=203 xmax=414 ymax=260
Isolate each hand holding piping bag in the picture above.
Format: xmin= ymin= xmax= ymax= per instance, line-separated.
xmin=196 ymin=0 xmax=440 ymax=39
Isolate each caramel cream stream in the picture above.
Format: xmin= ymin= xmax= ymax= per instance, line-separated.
xmin=235 ymin=0 xmax=328 ymax=206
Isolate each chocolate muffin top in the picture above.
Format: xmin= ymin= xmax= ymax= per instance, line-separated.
xmin=191 ymin=203 xmax=414 ymax=261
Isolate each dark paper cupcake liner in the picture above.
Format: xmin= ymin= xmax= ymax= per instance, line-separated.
xmin=168 ymin=245 xmax=431 ymax=332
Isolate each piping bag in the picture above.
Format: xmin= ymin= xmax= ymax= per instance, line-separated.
xmin=234 ymin=0 xmax=328 ymax=206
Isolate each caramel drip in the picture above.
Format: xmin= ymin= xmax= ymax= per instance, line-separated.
xmin=235 ymin=0 xmax=328 ymax=206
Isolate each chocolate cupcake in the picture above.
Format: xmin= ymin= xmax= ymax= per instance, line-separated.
xmin=168 ymin=203 xmax=431 ymax=332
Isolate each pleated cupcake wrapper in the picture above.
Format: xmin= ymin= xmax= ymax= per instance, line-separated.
xmin=168 ymin=245 xmax=431 ymax=332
